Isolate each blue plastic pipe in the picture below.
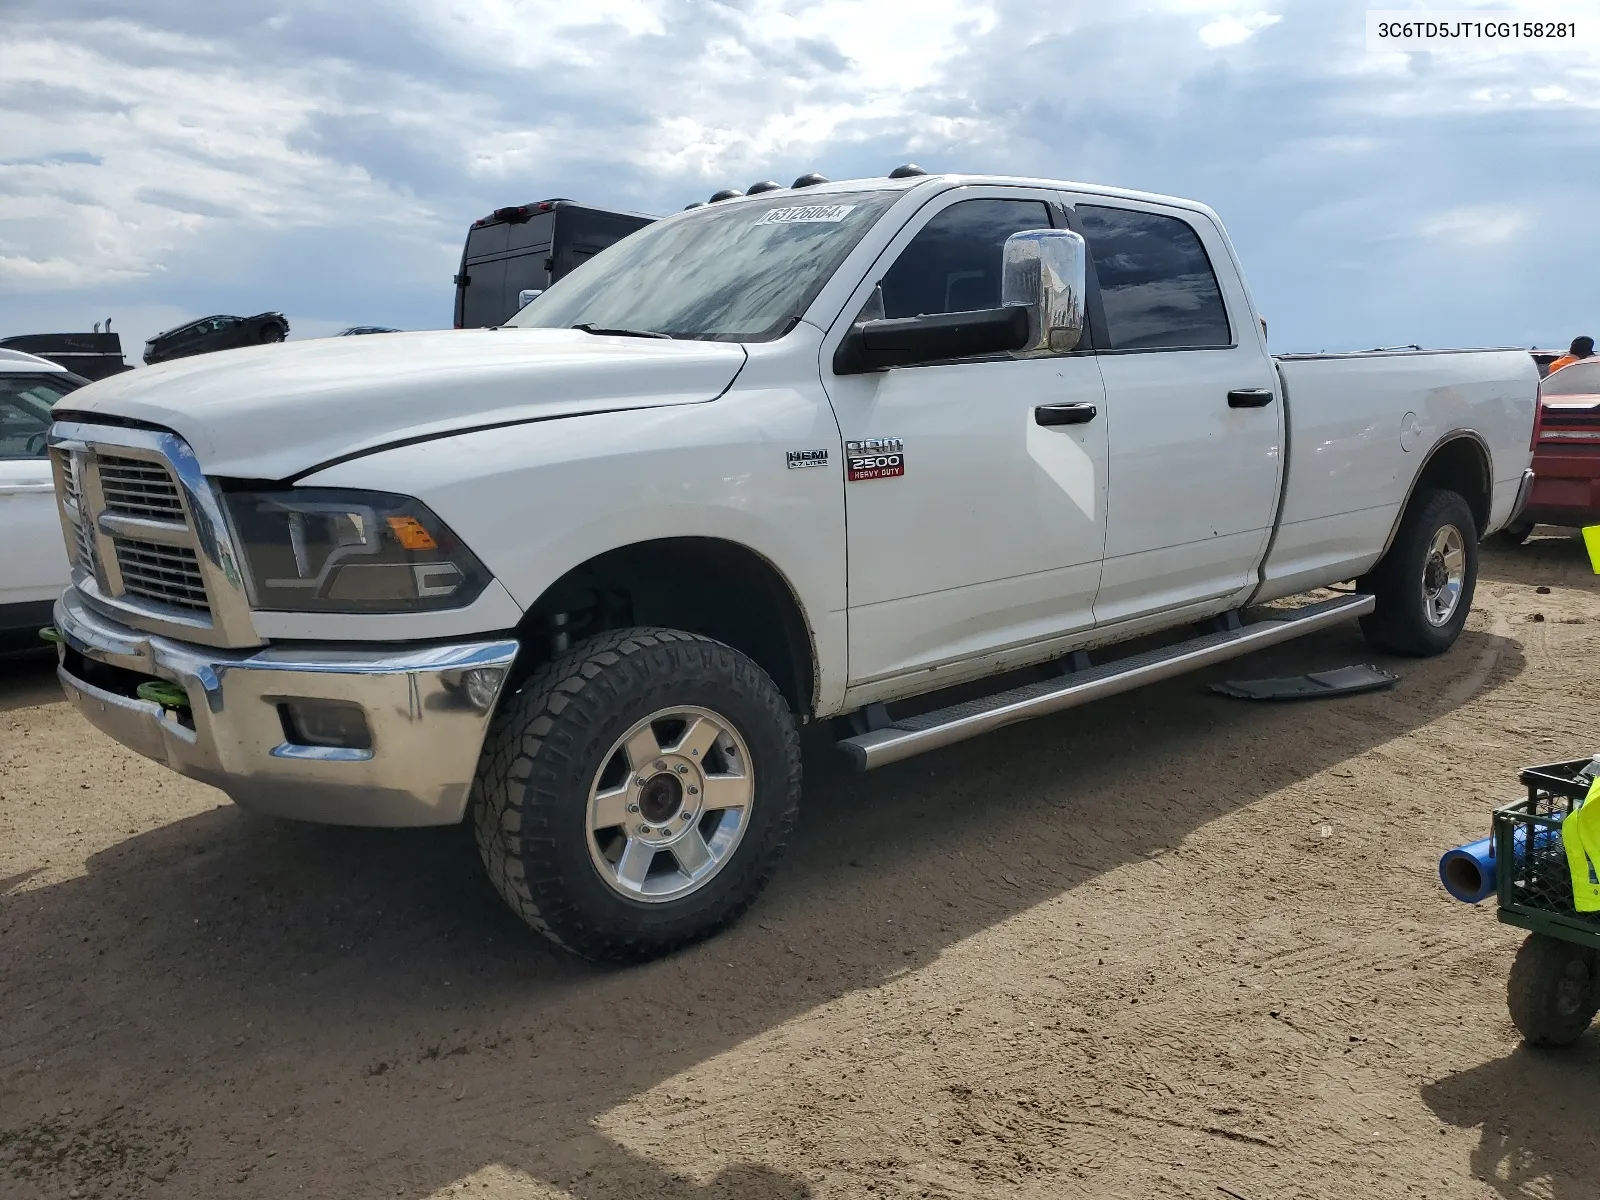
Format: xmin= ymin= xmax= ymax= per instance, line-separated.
xmin=1439 ymin=836 xmax=1501 ymax=904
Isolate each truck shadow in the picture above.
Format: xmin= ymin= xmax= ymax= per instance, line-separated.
xmin=0 ymin=648 xmax=60 ymax=714
xmin=1477 ymin=529 xmax=1593 ymax=587
xmin=1421 ymin=1042 xmax=1600 ymax=1199
xmin=0 ymin=623 xmax=1525 ymax=1198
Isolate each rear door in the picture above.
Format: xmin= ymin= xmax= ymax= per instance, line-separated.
xmin=1065 ymin=197 xmax=1282 ymax=625
xmin=0 ymin=373 xmax=81 ymax=613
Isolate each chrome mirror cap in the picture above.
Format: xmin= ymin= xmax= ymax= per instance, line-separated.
xmin=1001 ymin=228 xmax=1087 ymax=357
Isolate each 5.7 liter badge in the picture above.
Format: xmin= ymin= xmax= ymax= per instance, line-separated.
xmin=845 ymin=438 xmax=905 ymax=482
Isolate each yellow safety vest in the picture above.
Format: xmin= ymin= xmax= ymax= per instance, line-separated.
xmin=1562 ymin=777 xmax=1600 ymax=912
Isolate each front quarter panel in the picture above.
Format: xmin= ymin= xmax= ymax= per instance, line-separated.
xmin=297 ymin=326 xmax=849 ymax=714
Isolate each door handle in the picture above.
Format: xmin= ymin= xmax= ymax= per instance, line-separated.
xmin=1034 ymin=402 xmax=1098 ymax=426
xmin=1227 ymin=388 xmax=1274 ymax=408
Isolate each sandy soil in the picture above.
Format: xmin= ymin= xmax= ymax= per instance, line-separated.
xmin=5 ymin=533 xmax=1600 ymax=1200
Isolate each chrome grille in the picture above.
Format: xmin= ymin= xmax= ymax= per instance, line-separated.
xmin=62 ymin=452 xmax=82 ymax=509
xmin=112 ymin=538 xmax=210 ymax=612
xmin=59 ymin=453 xmax=98 ymax=574
xmin=97 ymin=454 xmax=185 ymax=520
xmin=72 ymin=519 xmax=97 ymax=574
xmin=49 ymin=422 xmax=256 ymax=646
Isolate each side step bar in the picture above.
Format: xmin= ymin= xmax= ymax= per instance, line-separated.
xmin=836 ymin=593 xmax=1375 ymax=770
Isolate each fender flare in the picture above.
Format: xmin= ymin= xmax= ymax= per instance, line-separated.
xmin=1375 ymin=427 xmax=1494 ymax=561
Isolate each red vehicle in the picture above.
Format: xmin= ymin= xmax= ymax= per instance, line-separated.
xmin=1506 ymin=359 xmax=1600 ymax=543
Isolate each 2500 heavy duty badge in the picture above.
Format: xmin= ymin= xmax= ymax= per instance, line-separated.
xmin=845 ymin=437 xmax=905 ymax=482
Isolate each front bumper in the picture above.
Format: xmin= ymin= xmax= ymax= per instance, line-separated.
xmin=53 ymin=587 xmax=518 ymax=826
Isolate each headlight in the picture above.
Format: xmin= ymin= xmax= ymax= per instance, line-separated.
xmin=223 ymin=489 xmax=491 ymax=613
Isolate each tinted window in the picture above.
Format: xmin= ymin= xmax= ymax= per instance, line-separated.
xmin=0 ymin=374 xmax=81 ymax=458
xmin=1078 ymin=206 xmax=1231 ymax=350
xmin=881 ymin=199 xmax=1052 ymax=319
xmin=1542 ymin=360 xmax=1600 ymax=397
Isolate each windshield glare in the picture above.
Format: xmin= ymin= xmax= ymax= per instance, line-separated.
xmin=508 ymin=189 xmax=903 ymax=342
xmin=1542 ymin=361 xmax=1600 ymax=397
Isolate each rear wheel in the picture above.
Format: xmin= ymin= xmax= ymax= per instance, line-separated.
xmin=1358 ymin=487 xmax=1478 ymax=656
xmin=1507 ymin=933 xmax=1600 ymax=1047
xmin=471 ymin=627 xmax=801 ymax=962
xmin=258 ymin=322 xmax=286 ymax=343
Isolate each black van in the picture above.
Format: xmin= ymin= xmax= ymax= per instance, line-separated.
xmin=453 ymin=200 xmax=655 ymax=329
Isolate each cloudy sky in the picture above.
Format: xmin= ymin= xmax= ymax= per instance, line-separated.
xmin=1 ymin=0 xmax=1597 ymax=358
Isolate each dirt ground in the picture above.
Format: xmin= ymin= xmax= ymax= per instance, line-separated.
xmin=5 ymin=534 xmax=1600 ymax=1200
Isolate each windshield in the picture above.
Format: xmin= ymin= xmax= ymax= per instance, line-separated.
xmin=507 ymin=189 xmax=903 ymax=342
xmin=1 ymin=372 xmax=82 ymax=458
xmin=1542 ymin=360 xmax=1600 ymax=398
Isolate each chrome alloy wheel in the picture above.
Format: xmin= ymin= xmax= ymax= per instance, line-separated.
xmin=1421 ymin=524 xmax=1467 ymax=627
xmin=585 ymin=706 xmax=754 ymax=903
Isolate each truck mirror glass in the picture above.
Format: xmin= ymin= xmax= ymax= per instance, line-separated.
xmin=1000 ymin=228 xmax=1086 ymax=356
xmin=517 ymin=289 xmax=544 ymax=309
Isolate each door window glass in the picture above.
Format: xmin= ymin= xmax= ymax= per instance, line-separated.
xmin=1077 ymin=205 xmax=1232 ymax=350
xmin=0 ymin=374 xmax=82 ymax=458
xmin=881 ymin=199 xmax=1053 ymax=319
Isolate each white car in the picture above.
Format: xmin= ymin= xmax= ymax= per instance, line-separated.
xmin=0 ymin=349 xmax=85 ymax=643
xmin=46 ymin=170 xmax=1537 ymax=959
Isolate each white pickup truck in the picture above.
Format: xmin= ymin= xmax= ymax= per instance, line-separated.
xmin=45 ymin=171 xmax=1537 ymax=960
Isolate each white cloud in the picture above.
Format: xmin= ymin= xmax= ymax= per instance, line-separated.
xmin=1198 ymin=12 xmax=1281 ymax=48
xmin=1419 ymin=204 xmax=1529 ymax=246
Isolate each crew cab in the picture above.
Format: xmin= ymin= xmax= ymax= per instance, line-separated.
xmin=45 ymin=171 xmax=1537 ymax=961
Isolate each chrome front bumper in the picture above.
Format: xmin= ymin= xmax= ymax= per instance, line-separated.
xmin=53 ymin=588 xmax=518 ymax=826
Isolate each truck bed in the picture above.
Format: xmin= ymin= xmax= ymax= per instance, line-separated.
xmin=1258 ymin=346 xmax=1538 ymax=602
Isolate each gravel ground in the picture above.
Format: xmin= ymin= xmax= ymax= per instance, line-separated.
xmin=4 ymin=533 xmax=1600 ymax=1200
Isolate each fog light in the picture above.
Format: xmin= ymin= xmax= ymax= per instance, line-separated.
xmin=277 ymin=699 xmax=373 ymax=750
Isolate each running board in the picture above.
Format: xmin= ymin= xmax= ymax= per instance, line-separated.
xmin=836 ymin=593 xmax=1375 ymax=770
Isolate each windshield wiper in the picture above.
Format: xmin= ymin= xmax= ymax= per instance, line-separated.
xmin=571 ymin=323 xmax=672 ymax=340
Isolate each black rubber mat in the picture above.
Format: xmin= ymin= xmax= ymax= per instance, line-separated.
xmin=1209 ymin=664 xmax=1398 ymax=701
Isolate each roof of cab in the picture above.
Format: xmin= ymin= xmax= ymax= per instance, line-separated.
xmin=674 ymin=172 xmax=1220 ymax=229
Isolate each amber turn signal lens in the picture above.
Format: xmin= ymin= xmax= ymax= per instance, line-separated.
xmin=386 ymin=515 xmax=438 ymax=550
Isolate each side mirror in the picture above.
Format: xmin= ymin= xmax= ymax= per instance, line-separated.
xmin=517 ymin=289 xmax=544 ymax=308
xmin=833 ymin=227 xmax=1087 ymax=375
xmin=1000 ymin=228 xmax=1086 ymax=356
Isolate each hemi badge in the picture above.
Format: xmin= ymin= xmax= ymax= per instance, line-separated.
xmin=786 ymin=449 xmax=829 ymax=470
xmin=845 ymin=437 xmax=905 ymax=482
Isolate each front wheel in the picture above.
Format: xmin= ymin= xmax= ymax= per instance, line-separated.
xmin=1507 ymin=933 xmax=1600 ymax=1047
xmin=1358 ymin=487 xmax=1478 ymax=656
xmin=471 ymin=627 xmax=801 ymax=962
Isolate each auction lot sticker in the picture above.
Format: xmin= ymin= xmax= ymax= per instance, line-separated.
xmin=754 ymin=205 xmax=858 ymax=225
xmin=846 ymin=438 xmax=905 ymax=482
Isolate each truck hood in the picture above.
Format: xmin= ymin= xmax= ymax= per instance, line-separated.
xmin=58 ymin=328 xmax=748 ymax=479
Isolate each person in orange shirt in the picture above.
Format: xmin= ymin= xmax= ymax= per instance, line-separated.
xmin=1547 ymin=335 xmax=1595 ymax=375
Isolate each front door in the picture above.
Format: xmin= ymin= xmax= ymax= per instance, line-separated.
xmin=1068 ymin=198 xmax=1284 ymax=625
xmin=821 ymin=191 xmax=1110 ymax=685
